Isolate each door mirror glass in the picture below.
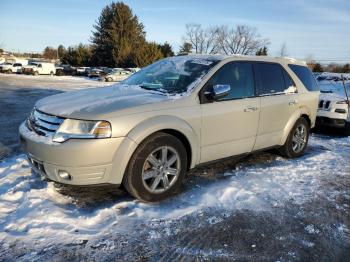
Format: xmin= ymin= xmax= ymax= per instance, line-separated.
xmin=205 ymin=84 xmax=231 ymax=100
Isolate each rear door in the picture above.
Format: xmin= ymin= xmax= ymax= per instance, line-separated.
xmin=253 ymin=62 xmax=299 ymax=150
xmin=200 ymin=61 xmax=260 ymax=163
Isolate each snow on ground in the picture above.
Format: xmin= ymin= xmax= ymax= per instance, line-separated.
xmin=0 ymin=134 xmax=349 ymax=261
xmin=0 ymin=73 xmax=114 ymax=91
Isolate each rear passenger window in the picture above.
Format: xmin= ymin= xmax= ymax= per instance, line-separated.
xmin=288 ymin=64 xmax=319 ymax=91
xmin=255 ymin=63 xmax=286 ymax=95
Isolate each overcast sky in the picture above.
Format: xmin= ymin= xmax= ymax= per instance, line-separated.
xmin=0 ymin=0 xmax=349 ymax=62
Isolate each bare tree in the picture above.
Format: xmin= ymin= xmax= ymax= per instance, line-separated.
xmin=183 ymin=23 xmax=220 ymax=54
xmin=279 ymin=42 xmax=288 ymax=57
xmin=216 ymin=25 xmax=269 ymax=55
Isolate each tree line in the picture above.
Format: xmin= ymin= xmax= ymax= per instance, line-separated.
xmin=7 ymin=1 xmax=348 ymax=72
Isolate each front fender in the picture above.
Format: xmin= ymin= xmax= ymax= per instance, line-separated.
xmin=109 ymin=115 xmax=200 ymax=185
xmin=127 ymin=115 xmax=199 ymax=168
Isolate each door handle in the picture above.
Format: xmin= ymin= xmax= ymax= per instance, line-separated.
xmin=288 ymin=100 xmax=298 ymax=106
xmin=244 ymin=106 xmax=258 ymax=112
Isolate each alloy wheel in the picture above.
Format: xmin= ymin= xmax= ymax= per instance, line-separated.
xmin=142 ymin=146 xmax=181 ymax=194
xmin=292 ymin=123 xmax=307 ymax=153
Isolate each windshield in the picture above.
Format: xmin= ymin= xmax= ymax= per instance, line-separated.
xmin=123 ymin=56 xmax=220 ymax=94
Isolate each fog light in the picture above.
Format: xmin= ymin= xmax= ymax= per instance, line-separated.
xmin=58 ymin=170 xmax=72 ymax=180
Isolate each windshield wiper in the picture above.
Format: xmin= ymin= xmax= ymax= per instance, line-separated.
xmin=139 ymin=84 xmax=168 ymax=95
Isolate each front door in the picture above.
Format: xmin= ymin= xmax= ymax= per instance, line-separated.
xmin=200 ymin=61 xmax=260 ymax=163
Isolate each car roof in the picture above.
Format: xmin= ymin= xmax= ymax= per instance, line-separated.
xmin=183 ymin=54 xmax=307 ymax=66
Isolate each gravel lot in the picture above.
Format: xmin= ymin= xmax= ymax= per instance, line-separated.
xmin=0 ymin=74 xmax=349 ymax=261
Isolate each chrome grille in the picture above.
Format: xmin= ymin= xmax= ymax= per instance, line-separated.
xmin=26 ymin=109 xmax=64 ymax=136
xmin=318 ymin=100 xmax=331 ymax=110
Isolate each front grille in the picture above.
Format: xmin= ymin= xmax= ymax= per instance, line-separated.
xmin=318 ymin=100 xmax=331 ymax=110
xmin=26 ymin=109 xmax=64 ymax=137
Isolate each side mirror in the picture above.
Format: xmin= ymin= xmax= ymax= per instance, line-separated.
xmin=205 ymin=84 xmax=231 ymax=100
xmin=284 ymin=86 xmax=298 ymax=94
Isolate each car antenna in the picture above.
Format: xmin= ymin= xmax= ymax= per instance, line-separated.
xmin=341 ymin=74 xmax=350 ymax=108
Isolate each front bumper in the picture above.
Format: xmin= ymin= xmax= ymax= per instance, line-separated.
xmin=315 ymin=117 xmax=348 ymax=129
xmin=19 ymin=122 xmax=131 ymax=186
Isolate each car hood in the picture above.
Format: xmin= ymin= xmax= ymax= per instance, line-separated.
xmin=35 ymin=84 xmax=180 ymax=119
xmin=320 ymin=92 xmax=347 ymax=102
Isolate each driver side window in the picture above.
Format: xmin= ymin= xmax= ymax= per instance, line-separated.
xmin=208 ymin=62 xmax=255 ymax=101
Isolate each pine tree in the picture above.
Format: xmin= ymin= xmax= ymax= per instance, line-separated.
xmin=43 ymin=46 xmax=57 ymax=60
xmin=57 ymin=45 xmax=66 ymax=60
xmin=91 ymin=2 xmax=146 ymax=67
xmin=158 ymin=42 xmax=174 ymax=57
xmin=255 ymin=46 xmax=268 ymax=56
xmin=313 ymin=63 xmax=324 ymax=73
xmin=133 ymin=42 xmax=163 ymax=67
xmin=62 ymin=44 xmax=92 ymax=66
xmin=178 ymin=42 xmax=192 ymax=55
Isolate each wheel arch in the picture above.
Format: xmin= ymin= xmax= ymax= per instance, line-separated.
xmin=280 ymin=106 xmax=312 ymax=145
xmin=109 ymin=116 xmax=199 ymax=185
xmin=127 ymin=115 xmax=199 ymax=169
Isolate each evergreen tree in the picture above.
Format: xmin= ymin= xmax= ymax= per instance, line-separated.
xmin=313 ymin=63 xmax=324 ymax=72
xmin=43 ymin=46 xmax=57 ymax=60
xmin=62 ymin=44 xmax=92 ymax=66
xmin=91 ymin=2 xmax=146 ymax=67
xmin=133 ymin=42 xmax=163 ymax=67
xmin=57 ymin=45 xmax=66 ymax=60
xmin=255 ymin=46 xmax=268 ymax=56
xmin=158 ymin=42 xmax=174 ymax=57
xmin=178 ymin=42 xmax=192 ymax=55
xmin=343 ymin=64 xmax=350 ymax=73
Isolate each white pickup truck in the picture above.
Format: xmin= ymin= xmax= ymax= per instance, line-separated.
xmin=22 ymin=62 xmax=56 ymax=76
xmin=0 ymin=62 xmax=27 ymax=73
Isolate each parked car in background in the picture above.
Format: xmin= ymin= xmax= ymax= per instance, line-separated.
xmin=88 ymin=68 xmax=104 ymax=78
xmin=89 ymin=67 xmax=111 ymax=78
xmin=316 ymin=91 xmax=350 ymax=132
xmin=55 ymin=64 xmax=76 ymax=76
xmin=126 ymin=68 xmax=141 ymax=74
xmin=76 ymin=67 xmax=90 ymax=76
xmin=20 ymin=55 xmax=319 ymax=202
xmin=22 ymin=62 xmax=56 ymax=76
xmin=101 ymin=69 xmax=132 ymax=82
xmin=0 ymin=61 xmax=28 ymax=73
xmin=0 ymin=62 xmax=15 ymax=73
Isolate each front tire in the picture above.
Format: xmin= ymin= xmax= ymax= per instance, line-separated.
xmin=279 ymin=117 xmax=310 ymax=158
xmin=123 ymin=132 xmax=188 ymax=202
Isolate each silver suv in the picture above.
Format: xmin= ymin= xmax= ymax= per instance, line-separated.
xmin=19 ymin=55 xmax=319 ymax=202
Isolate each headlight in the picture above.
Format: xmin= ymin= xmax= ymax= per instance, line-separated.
xmin=53 ymin=119 xmax=112 ymax=143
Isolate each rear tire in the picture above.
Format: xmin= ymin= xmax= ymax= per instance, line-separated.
xmin=50 ymin=71 xmax=54 ymax=76
xmin=33 ymin=71 xmax=39 ymax=76
xmin=123 ymin=132 xmax=188 ymax=202
xmin=279 ymin=117 xmax=310 ymax=158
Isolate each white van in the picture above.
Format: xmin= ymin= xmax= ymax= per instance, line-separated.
xmin=22 ymin=62 xmax=56 ymax=76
